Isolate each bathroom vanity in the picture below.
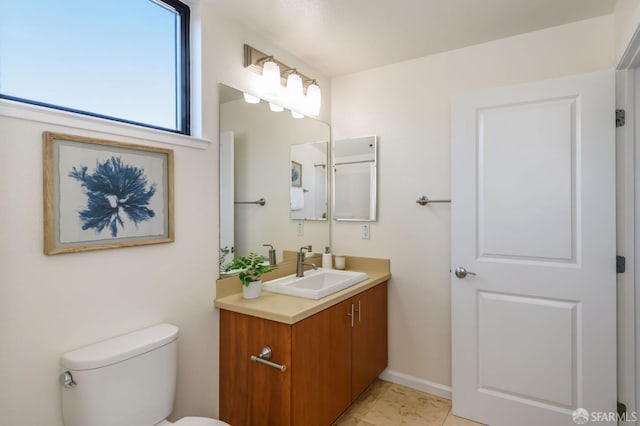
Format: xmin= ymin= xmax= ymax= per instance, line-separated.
xmin=215 ymin=256 xmax=390 ymax=426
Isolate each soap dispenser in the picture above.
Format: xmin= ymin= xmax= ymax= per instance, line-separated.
xmin=322 ymin=246 xmax=333 ymax=269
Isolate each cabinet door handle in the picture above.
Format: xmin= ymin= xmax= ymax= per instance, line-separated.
xmin=347 ymin=303 xmax=354 ymax=327
xmin=355 ymin=300 xmax=361 ymax=322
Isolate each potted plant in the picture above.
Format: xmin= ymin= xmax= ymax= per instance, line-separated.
xmin=224 ymin=252 xmax=276 ymax=299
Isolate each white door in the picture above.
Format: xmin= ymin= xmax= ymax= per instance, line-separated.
xmin=451 ymin=70 xmax=616 ymax=426
xmin=220 ymin=131 xmax=235 ymax=262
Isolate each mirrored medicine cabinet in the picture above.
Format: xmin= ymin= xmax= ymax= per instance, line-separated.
xmin=333 ymin=135 xmax=378 ymax=222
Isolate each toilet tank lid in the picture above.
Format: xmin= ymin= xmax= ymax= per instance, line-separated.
xmin=61 ymin=324 xmax=178 ymax=371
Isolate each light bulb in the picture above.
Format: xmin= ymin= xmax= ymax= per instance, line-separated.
xmin=305 ymin=82 xmax=321 ymax=116
xmin=286 ymin=72 xmax=303 ymax=109
xmin=269 ymin=102 xmax=284 ymax=112
xmin=261 ymin=59 xmax=281 ymax=98
xmin=243 ymin=92 xmax=260 ymax=104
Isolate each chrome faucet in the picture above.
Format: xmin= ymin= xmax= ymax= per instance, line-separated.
xmin=296 ymin=245 xmax=317 ymax=277
xmin=263 ymin=243 xmax=277 ymax=266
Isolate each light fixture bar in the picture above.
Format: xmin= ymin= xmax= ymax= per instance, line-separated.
xmin=243 ymin=44 xmax=317 ymax=90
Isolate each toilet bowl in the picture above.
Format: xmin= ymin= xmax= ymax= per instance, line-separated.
xmin=60 ymin=324 xmax=229 ymax=426
xmin=160 ymin=417 xmax=228 ymax=426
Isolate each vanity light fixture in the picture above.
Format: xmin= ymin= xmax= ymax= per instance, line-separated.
xmin=243 ymin=43 xmax=321 ymax=116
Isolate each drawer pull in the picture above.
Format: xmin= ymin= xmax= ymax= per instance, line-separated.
xmin=250 ymin=345 xmax=287 ymax=372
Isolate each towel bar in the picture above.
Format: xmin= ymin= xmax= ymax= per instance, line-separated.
xmin=416 ymin=195 xmax=451 ymax=206
xmin=250 ymin=345 xmax=286 ymax=372
xmin=235 ymin=198 xmax=266 ymax=206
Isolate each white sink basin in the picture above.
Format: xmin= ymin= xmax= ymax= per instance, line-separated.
xmin=263 ymin=268 xmax=369 ymax=299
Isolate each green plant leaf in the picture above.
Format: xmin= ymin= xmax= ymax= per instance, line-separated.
xmin=225 ymin=252 xmax=277 ymax=286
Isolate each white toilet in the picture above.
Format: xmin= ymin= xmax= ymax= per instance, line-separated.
xmin=60 ymin=323 xmax=229 ymax=426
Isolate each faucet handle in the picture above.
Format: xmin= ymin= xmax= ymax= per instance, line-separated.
xmin=263 ymin=244 xmax=277 ymax=266
xmin=300 ymin=245 xmax=312 ymax=253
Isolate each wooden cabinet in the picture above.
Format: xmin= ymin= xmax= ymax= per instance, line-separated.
xmin=291 ymin=298 xmax=353 ymax=426
xmin=350 ymin=282 xmax=388 ymax=400
xmin=219 ymin=309 xmax=292 ymax=425
xmin=219 ymin=281 xmax=388 ymax=426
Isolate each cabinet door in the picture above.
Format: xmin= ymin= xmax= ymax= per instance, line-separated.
xmin=351 ymin=282 xmax=388 ymax=400
xmin=292 ymin=299 xmax=352 ymax=426
xmin=219 ymin=310 xmax=292 ymax=426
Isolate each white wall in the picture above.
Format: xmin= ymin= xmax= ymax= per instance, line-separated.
xmin=330 ymin=15 xmax=614 ymax=391
xmin=0 ymin=2 xmax=330 ymax=424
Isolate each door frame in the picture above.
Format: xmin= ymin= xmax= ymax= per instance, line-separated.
xmin=616 ymin=23 xmax=640 ymax=418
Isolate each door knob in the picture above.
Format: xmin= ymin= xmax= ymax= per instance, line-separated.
xmin=454 ymin=267 xmax=477 ymax=279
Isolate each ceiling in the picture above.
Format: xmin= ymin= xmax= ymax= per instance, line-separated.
xmin=210 ymin=0 xmax=617 ymax=77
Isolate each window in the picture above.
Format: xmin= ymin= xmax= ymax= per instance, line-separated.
xmin=0 ymin=0 xmax=190 ymax=134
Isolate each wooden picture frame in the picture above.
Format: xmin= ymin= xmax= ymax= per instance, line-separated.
xmin=43 ymin=132 xmax=174 ymax=254
xmin=291 ymin=161 xmax=302 ymax=187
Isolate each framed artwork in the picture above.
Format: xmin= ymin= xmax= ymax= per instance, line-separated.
xmin=43 ymin=132 xmax=174 ymax=254
xmin=291 ymin=161 xmax=302 ymax=187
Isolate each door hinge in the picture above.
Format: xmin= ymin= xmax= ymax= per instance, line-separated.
xmin=618 ymin=401 xmax=627 ymax=418
xmin=616 ymin=109 xmax=626 ymax=127
xmin=617 ymin=255 xmax=626 ymax=273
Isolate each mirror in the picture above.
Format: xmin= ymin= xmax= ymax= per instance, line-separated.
xmin=219 ymin=84 xmax=331 ymax=274
xmin=290 ymin=141 xmax=328 ymax=220
xmin=333 ymin=135 xmax=378 ymax=221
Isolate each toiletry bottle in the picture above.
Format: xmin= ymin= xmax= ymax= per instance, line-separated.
xmin=322 ymin=246 xmax=333 ymax=269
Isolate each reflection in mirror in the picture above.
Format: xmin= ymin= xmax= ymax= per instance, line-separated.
xmin=333 ymin=135 xmax=378 ymax=221
xmin=290 ymin=141 xmax=328 ymax=220
xmin=219 ymin=84 xmax=331 ymax=275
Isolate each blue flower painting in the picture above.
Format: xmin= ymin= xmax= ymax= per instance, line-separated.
xmin=69 ymin=156 xmax=157 ymax=238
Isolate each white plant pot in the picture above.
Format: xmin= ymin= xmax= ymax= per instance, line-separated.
xmin=242 ymin=279 xmax=262 ymax=299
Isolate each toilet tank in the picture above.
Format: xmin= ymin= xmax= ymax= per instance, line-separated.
xmin=60 ymin=324 xmax=179 ymax=426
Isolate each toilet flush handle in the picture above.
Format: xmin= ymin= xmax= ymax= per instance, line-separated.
xmin=60 ymin=371 xmax=77 ymax=389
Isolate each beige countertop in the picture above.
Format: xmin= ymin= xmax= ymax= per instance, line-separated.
xmin=214 ymin=255 xmax=390 ymax=324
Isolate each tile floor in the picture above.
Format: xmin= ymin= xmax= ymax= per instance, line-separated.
xmin=334 ymin=380 xmax=484 ymax=426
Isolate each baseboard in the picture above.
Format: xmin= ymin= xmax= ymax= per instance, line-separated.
xmin=379 ymin=369 xmax=452 ymax=400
